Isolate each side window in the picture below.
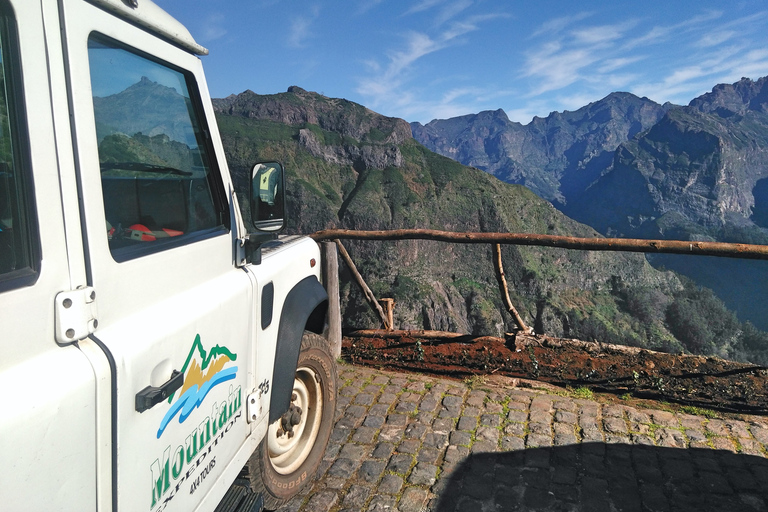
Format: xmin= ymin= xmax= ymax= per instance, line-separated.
xmin=0 ymin=9 xmax=37 ymax=285
xmin=87 ymin=36 xmax=227 ymax=260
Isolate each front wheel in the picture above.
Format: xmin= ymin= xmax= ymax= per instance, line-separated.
xmin=248 ymin=332 xmax=337 ymax=509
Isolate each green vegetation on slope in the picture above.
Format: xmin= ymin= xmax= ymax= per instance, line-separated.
xmin=215 ymin=94 xmax=768 ymax=366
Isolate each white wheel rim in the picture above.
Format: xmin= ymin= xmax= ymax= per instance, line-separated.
xmin=267 ymin=366 xmax=323 ymax=474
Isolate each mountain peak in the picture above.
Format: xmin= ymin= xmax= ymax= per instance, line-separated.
xmin=689 ymin=75 xmax=768 ymax=116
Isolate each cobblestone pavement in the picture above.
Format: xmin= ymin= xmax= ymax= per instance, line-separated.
xmin=279 ymin=363 xmax=768 ymax=512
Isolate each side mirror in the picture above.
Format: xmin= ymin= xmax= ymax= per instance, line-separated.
xmin=250 ymin=161 xmax=285 ymax=233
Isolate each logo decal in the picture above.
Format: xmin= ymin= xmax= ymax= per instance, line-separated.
xmin=156 ymin=334 xmax=238 ymax=439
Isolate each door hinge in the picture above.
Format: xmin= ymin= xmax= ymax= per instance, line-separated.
xmin=236 ymin=237 xmax=247 ymax=267
xmin=55 ymin=286 xmax=99 ymax=345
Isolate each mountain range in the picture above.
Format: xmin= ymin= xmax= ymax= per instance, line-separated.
xmin=211 ymin=86 xmax=768 ymax=365
xmin=411 ymin=76 xmax=768 ymax=330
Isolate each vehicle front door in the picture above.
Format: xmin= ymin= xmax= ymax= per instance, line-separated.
xmin=60 ymin=2 xmax=255 ymax=511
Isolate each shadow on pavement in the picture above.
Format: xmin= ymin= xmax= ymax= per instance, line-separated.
xmin=434 ymin=442 xmax=768 ymax=512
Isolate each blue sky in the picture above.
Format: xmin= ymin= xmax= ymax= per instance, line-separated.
xmin=154 ymin=0 xmax=768 ymax=125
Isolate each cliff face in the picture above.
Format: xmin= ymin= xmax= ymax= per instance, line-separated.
xmin=411 ymin=92 xmax=672 ymax=206
xmin=411 ymin=77 xmax=768 ymax=330
xmin=214 ymin=87 xmax=695 ymax=353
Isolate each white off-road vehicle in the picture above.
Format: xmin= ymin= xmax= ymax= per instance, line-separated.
xmin=0 ymin=1 xmax=337 ymax=511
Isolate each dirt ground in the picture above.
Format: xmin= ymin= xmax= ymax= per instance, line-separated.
xmin=342 ymin=332 xmax=768 ymax=415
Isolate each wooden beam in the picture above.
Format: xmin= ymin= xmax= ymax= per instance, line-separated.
xmin=493 ymin=243 xmax=532 ymax=334
xmin=334 ymin=239 xmax=391 ymax=329
xmin=320 ymin=241 xmax=342 ymax=358
xmin=310 ymin=228 xmax=768 ymax=260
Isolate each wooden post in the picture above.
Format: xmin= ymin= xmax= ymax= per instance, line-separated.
xmin=334 ymin=239 xmax=391 ymax=330
xmin=493 ymin=243 xmax=533 ymax=334
xmin=321 ymin=241 xmax=342 ymax=359
xmin=379 ymin=298 xmax=395 ymax=331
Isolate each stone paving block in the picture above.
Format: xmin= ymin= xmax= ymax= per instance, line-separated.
xmin=386 ymin=453 xmax=414 ymax=475
xmin=378 ymin=426 xmax=404 ymax=443
xmin=751 ymin=423 xmax=768 ymax=444
xmin=354 ymin=393 xmax=375 ymax=406
xmin=372 ymin=442 xmax=394 ymax=459
xmin=303 ymin=490 xmax=338 ymax=512
xmin=408 ymin=462 xmax=438 ymax=485
xmin=484 ymin=402 xmax=503 ymax=414
xmin=442 ymin=395 xmax=463 ymax=408
xmin=327 ymin=458 xmax=360 ymax=479
xmin=398 ymin=486 xmax=429 ymax=512
xmin=424 ymin=432 xmax=448 ymax=449
xmin=727 ymin=420 xmax=752 ymax=439
xmin=604 ymin=433 xmax=631 ymax=444
xmin=554 ymin=410 xmax=577 ymax=424
xmin=450 ymin=431 xmax=472 ymax=447
xmin=650 ymin=410 xmax=679 ymax=428
xmin=630 ymin=433 xmax=655 ymax=446
xmin=352 ymin=426 xmax=378 ymax=444
xmin=529 ymin=410 xmax=552 ymax=424
xmin=603 ymin=416 xmax=628 ymax=434
xmin=395 ymin=401 xmax=418 ymax=414
xmin=526 ymin=433 xmax=553 ymax=448
xmin=432 ymin=418 xmax=454 ymax=433
xmin=405 ymin=422 xmax=428 ymax=439
xmin=530 ymin=397 xmax=552 ymax=412
xmin=470 ymin=440 xmax=497 ymax=454
xmin=387 ymin=414 xmax=408 ymax=426
xmin=444 ymin=444 xmax=470 ymax=464
xmin=357 ymin=459 xmax=386 ymax=483
xmin=529 ymin=422 xmax=552 ymax=436
xmin=706 ymin=419 xmax=730 ymax=437
xmin=339 ymin=443 xmax=369 ymax=460
xmin=362 ymin=414 xmax=385 ymax=429
xmin=504 ymin=422 xmax=526 ymax=436
xmin=341 ymin=484 xmax=371 ymax=510
xmin=602 ymin=405 xmax=626 ymax=418
xmin=740 ymin=438 xmax=765 ymax=456
xmin=417 ymin=446 xmax=441 ymax=464
xmin=366 ymin=494 xmax=397 ymax=512
xmin=626 ymin=408 xmax=651 ymax=425
xmin=507 ymin=400 xmax=528 ymax=411
xmin=476 ymin=426 xmax=500 ymax=443
xmin=369 ymin=403 xmax=390 ymax=416
xmin=480 ymin=413 xmax=501 ymax=427
xmin=501 ymin=436 xmax=525 ymax=451
xmin=439 ymin=407 xmax=461 ymax=419
xmin=554 ymin=432 xmax=578 ymax=446
xmin=506 ymin=409 xmax=528 ymax=422
xmin=378 ymin=474 xmax=404 ymax=494
xmin=407 ymin=380 xmax=427 ymax=392
xmin=711 ymin=436 xmax=737 ymax=452
xmin=376 ymin=392 xmax=398 ymax=405
xmin=397 ymin=439 xmax=421 ymax=454
xmin=685 ymin=429 xmax=707 ymax=443
xmin=656 ymin=428 xmax=686 ymax=448
xmin=462 ymin=406 xmax=481 ymax=417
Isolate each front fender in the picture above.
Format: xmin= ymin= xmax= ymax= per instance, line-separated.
xmin=269 ymin=276 xmax=328 ymax=423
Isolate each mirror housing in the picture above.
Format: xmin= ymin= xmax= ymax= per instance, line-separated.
xmin=250 ymin=161 xmax=285 ymax=233
xmin=246 ymin=162 xmax=286 ymax=264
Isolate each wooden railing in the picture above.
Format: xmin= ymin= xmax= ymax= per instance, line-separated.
xmin=313 ymin=228 xmax=768 ymax=357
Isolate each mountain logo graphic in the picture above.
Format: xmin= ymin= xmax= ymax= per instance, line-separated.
xmin=156 ymin=334 xmax=238 ymax=439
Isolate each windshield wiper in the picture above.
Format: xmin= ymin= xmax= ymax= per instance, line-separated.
xmin=100 ymin=162 xmax=193 ymax=176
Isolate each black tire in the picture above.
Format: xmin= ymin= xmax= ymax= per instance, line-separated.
xmin=248 ymin=332 xmax=337 ymax=509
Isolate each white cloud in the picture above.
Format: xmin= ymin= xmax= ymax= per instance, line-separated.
xmin=200 ymin=13 xmax=227 ymax=42
xmin=287 ymin=6 xmax=320 ymax=48
xmin=531 ymin=12 xmax=593 ymax=38
xmin=696 ymin=30 xmax=736 ymax=48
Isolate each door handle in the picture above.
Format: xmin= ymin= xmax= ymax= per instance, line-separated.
xmin=135 ymin=370 xmax=184 ymax=413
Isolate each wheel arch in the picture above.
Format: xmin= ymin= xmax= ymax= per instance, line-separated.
xmin=269 ymin=275 xmax=328 ymax=423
